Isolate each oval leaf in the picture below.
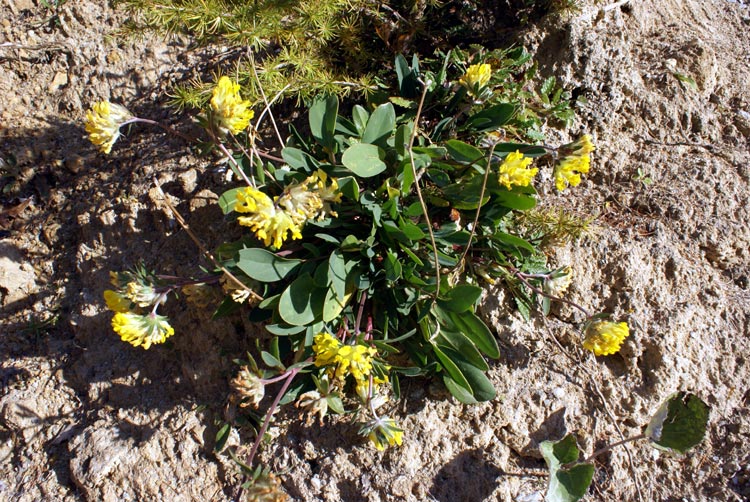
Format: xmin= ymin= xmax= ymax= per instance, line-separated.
xmin=645 ymin=392 xmax=709 ymax=455
xmin=361 ymin=103 xmax=395 ymax=146
xmin=342 ymin=143 xmax=387 ymax=177
xmin=238 ymin=248 xmax=302 ymax=282
xmin=278 ymin=273 xmax=325 ymax=326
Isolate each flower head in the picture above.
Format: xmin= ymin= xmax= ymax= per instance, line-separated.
xmin=360 ymin=417 xmax=403 ymax=451
xmin=313 ymin=332 xmax=342 ymax=367
xmin=583 ymin=320 xmax=630 ymax=356
xmin=103 ymin=289 xmax=131 ymax=313
xmin=235 ymin=187 xmax=303 ymax=248
xmin=543 ymin=267 xmax=573 ymax=297
xmin=334 ymin=344 xmax=377 ymax=382
xmin=555 ymin=135 xmax=595 ymax=191
xmin=460 ymin=63 xmax=492 ymax=96
xmin=112 ymin=312 xmax=175 ymax=350
xmin=84 ymin=101 xmax=133 ymax=154
xmin=497 ymin=151 xmax=538 ymax=190
xmin=210 ymin=76 xmax=254 ymax=135
xmin=231 ymin=366 xmax=265 ymax=408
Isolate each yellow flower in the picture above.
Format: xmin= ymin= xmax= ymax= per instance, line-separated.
xmin=334 ymin=344 xmax=377 ymax=382
xmin=497 ymin=151 xmax=538 ymax=190
xmin=362 ymin=417 xmax=403 ymax=451
xmin=235 ymin=187 xmax=303 ymax=248
xmin=210 ymin=76 xmax=254 ymax=135
xmin=554 ymin=154 xmax=590 ymax=191
xmin=460 ymin=63 xmax=492 ymax=95
xmin=112 ymin=312 xmax=175 ymax=350
xmin=84 ymin=101 xmax=133 ymax=154
xmin=570 ymin=134 xmax=595 ymax=156
xmin=583 ymin=321 xmax=630 ymax=356
xmin=313 ymin=332 xmax=342 ymax=367
xmin=555 ymin=135 xmax=595 ymax=191
xmin=103 ymin=289 xmax=131 ymax=313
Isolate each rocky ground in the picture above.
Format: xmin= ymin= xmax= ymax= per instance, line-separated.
xmin=1 ymin=0 xmax=749 ymax=501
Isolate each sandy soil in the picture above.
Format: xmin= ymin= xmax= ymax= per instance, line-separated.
xmin=1 ymin=0 xmax=749 ymax=501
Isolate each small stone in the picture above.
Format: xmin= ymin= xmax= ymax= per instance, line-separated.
xmin=106 ymin=51 xmax=121 ymax=64
xmin=49 ymin=71 xmax=68 ymax=93
xmin=65 ymin=154 xmax=85 ymax=173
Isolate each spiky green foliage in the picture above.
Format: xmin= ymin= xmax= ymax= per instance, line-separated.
xmin=515 ymin=207 xmax=595 ymax=247
xmin=115 ymin=0 xmax=386 ymax=106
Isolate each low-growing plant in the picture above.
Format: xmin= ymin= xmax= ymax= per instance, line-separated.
xmin=541 ymin=392 xmax=709 ymax=502
xmin=83 ymin=47 xmax=705 ymax=499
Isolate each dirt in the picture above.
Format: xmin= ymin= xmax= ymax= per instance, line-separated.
xmin=1 ymin=0 xmax=749 ymax=501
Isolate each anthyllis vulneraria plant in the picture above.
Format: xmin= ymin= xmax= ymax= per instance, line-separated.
xmin=87 ymin=50 xmax=633 ymax=492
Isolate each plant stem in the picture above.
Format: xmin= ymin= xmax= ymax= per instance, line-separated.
xmin=510 ymin=267 xmax=593 ymax=318
xmin=127 ymin=117 xmax=197 ymax=144
xmin=584 ymin=434 xmax=646 ymax=463
xmin=454 ymin=142 xmax=497 ymax=272
xmin=245 ymin=366 xmax=301 ymax=468
xmin=408 ymin=79 xmax=441 ymax=301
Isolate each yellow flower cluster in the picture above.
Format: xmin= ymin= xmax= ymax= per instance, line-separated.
xmin=84 ymin=101 xmax=133 ymax=154
xmin=460 ymin=63 xmax=492 ymax=96
xmin=112 ymin=312 xmax=175 ymax=350
xmin=104 ymin=269 xmax=174 ymax=350
xmin=362 ymin=417 xmax=403 ymax=451
xmin=583 ymin=320 xmax=630 ymax=356
xmin=235 ymin=170 xmax=341 ymax=248
xmin=554 ymin=135 xmax=595 ymax=191
xmin=210 ymin=76 xmax=255 ymax=135
xmin=497 ymin=151 xmax=538 ymax=190
xmin=313 ymin=332 xmax=377 ymax=383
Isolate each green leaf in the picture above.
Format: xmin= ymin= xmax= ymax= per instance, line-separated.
xmin=432 ymin=343 xmax=473 ymax=397
xmin=309 ymin=95 xmax=338 ymax=151
xmin=540 ymin=435 xmax=595 ymax=502
xmin=645 ymin=392 xmax=709 ymax=454
xmin=341 ymin=143 xmax=387 ymax=177
xmin=445 ymin=139 xmax=484 ymax=164
xmin=448 ymin=310 xmax=500 ymax=359
xmin=448 ymin=350 xmax=496 ymax=401
xmin=218 ymin=188 xmax=243 ymax=215
xmin=490 ymin=187 xmax=537 ymax=210
xmin=399 ymin=219 xmax=425 ymax=240
xmin=494 ymin=232 xmax=536 ymax=254
xmin=337 ymin=176 xmax=360 ymax=201
xmin=384 ymin=250 xmax=402 ymax=282
xmin=443 ymin=374 xmax=477 ymax=404
xmin=278 ymin=273 xmax=325 ymax=326
xmin=237 ymin=248 xmax=302 ymax=282
xmin=465 ymin=104 xmax=517 ymax=132
xmin=494 ymin=143 xmax=548 ymax=158
xmin=214 ymin=423 xmax=232 ymax=452
xmin=261 ymin=351 xmax=284 ymax=369
xmin=328 ymin=249 xmax=347 ymax=300
xmin=322 ymin=286 xmax=346 ymax=322
xmin=437 ymin=284 xmax=483 ymax=313
xmin=361 ymin=103 xmax=395 ymax=146
xmin=351 ymin=105 xmax=369 ymax=135
xmin=281 ymin=147 xmax=319 ymax=171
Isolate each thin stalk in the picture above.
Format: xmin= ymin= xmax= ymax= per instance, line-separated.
xmin=152 ymin=178 xmax=262 ymax=302
xmin=244 ymin=366 xmax=301 ymax=468
xmin=124 ymin=117 xmax=197 ymax=144
xmin=510 ymin=267 xmax=592 ymax=318
xmin=249 ymin=51 xmax=285 ymax=149
xmin=408 ymin=79 xmax=441 ymax=301
xmin=454 ymin=142 xmax=497 ymax=273
xmin=584 ymin=434 xmax=646 ymax=463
